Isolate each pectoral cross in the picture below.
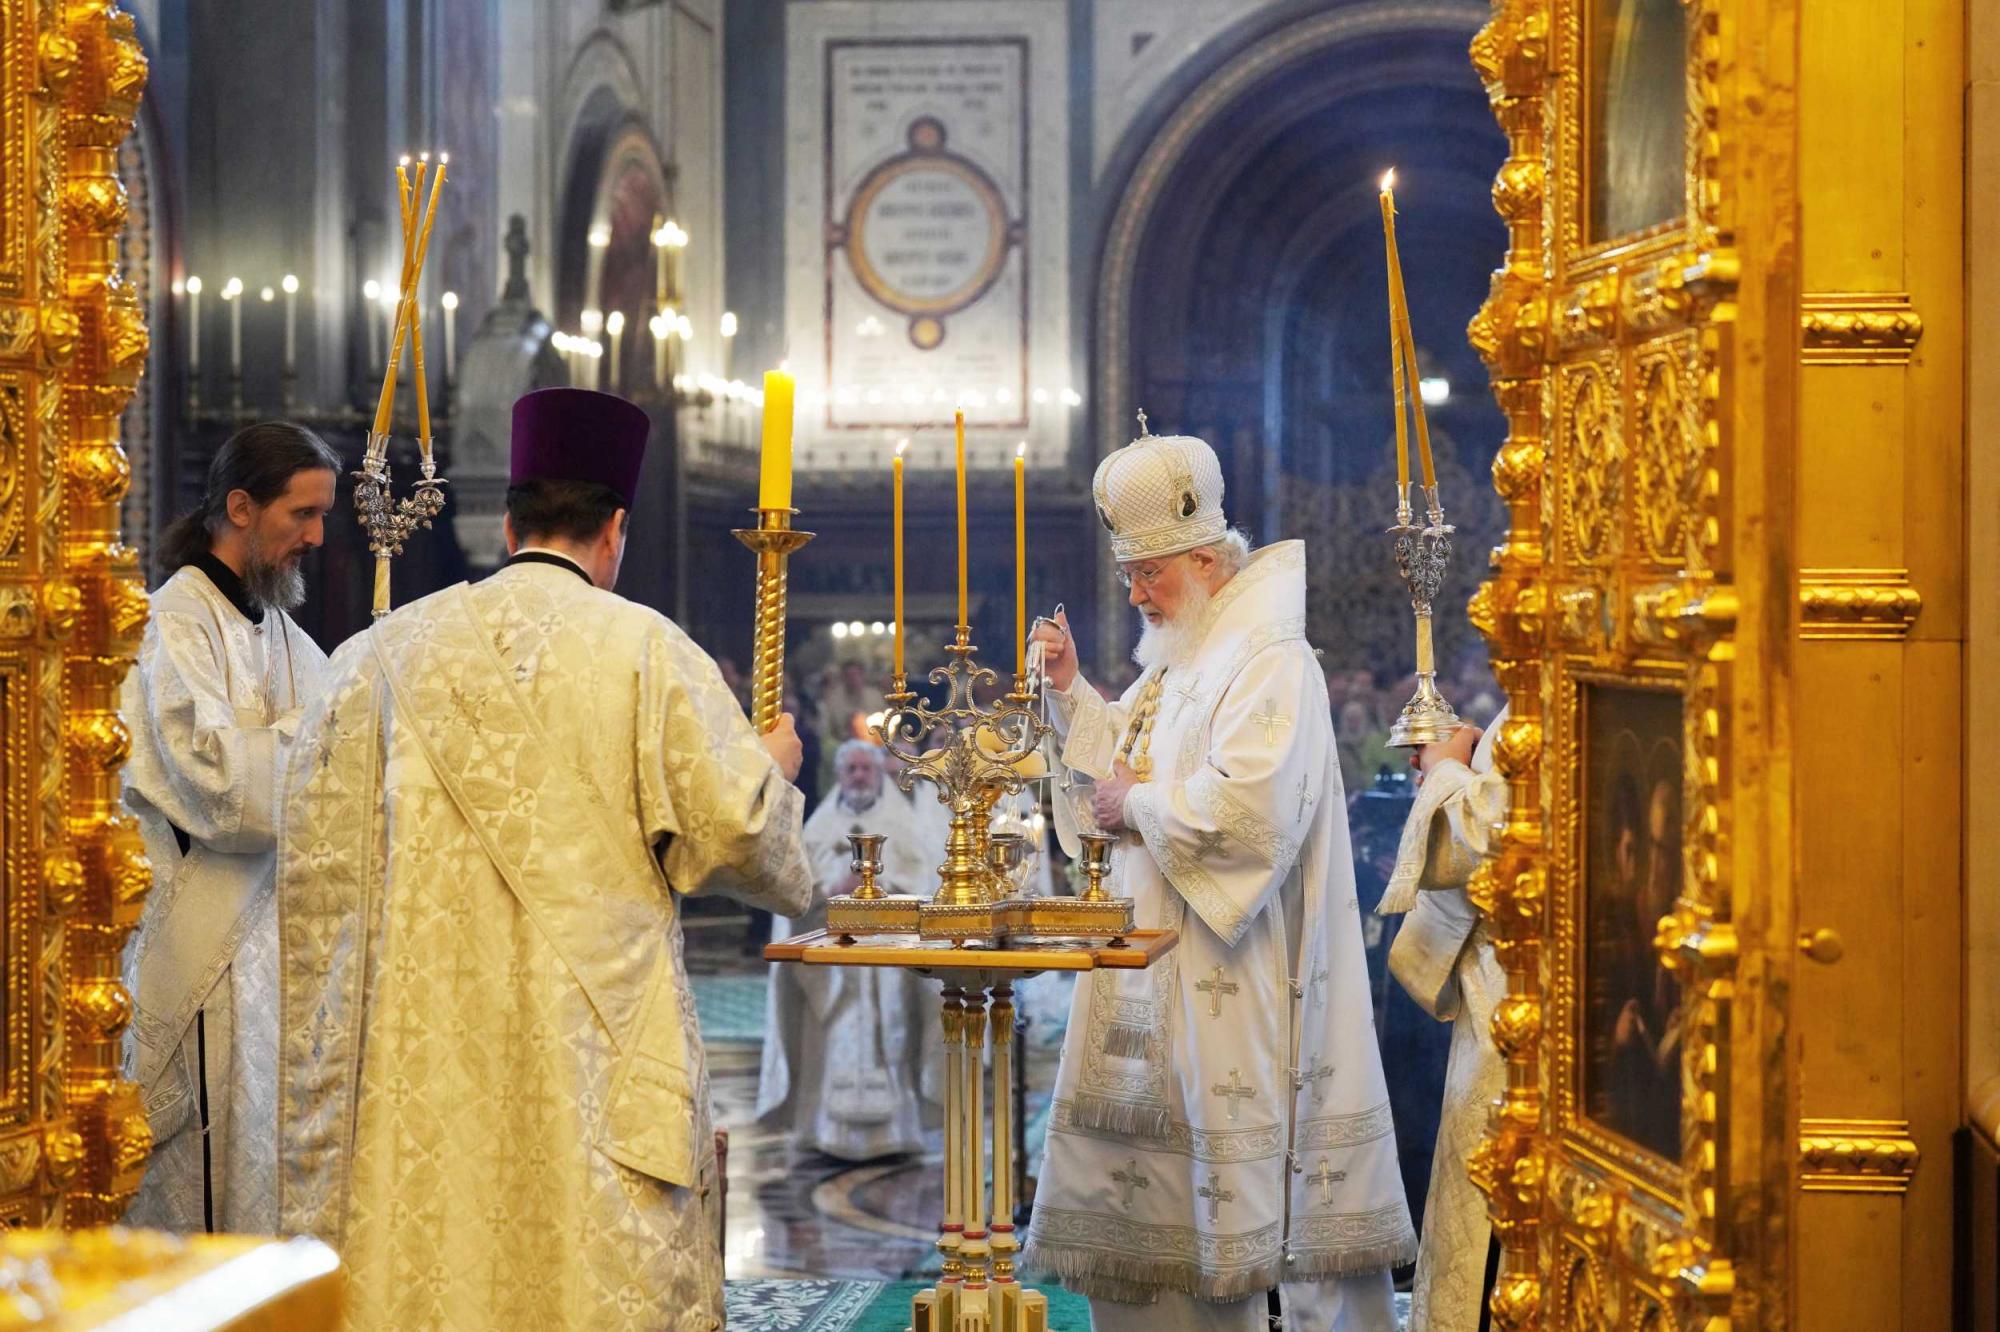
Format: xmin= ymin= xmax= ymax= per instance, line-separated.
xmin=1198 ymin=1173 xmax=1235 ymax=1224
xmin=1295 ymin=774 xmax=1316 ymax=822
xmin=1195 ymin=965 xmax=1238 ymax=1018
xmin=1111 ymin=1158 xmax=1150 ymax=1209
xmin=1251 ymin=698 xmax=1292 ymax=746
xmin=1308 ymin=1159 xmax=1346 ymax=1207
xmin=1210 ymin=1068 xmax=1254 ymax=1121
xmin=1297 ymin=1056 xmax=1335 ymax=1104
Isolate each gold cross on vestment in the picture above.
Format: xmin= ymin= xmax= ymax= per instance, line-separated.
xmin=1198 ymin=1173 xmax=1235 ymax=1223
xmin=1309 ymin=1159 xmax=1346 ymax=1207
xmin=1111 ymin=1158 xmax=1150 ymax=1209
xmin=1251 ymin=698 xmax=1292 ymax=746
xmin=1193 ymin=828 xmax=1227 ymax=860
xmin=1211 ymin=1068 xmax=1254 ymax=1121
xmin=1195 ymin=965 xmax=1238 ymax=1018
xmin=448 ymin=685 xmax=489 ymax=729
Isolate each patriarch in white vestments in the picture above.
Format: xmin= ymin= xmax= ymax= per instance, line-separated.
xmin=276 ymin=389 xmax=813 ymax=1331
xmin=121 ymin=422 xmax=341 ymax=1233
xmin=1380 ymin=709 xmax=1510 ymax=1332
xmin=1022 ymin=429 xmax=1414 ymax=1332
xmin=758 ymin=739 xmax=942 ymax=1159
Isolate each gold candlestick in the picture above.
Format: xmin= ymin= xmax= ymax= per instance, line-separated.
xmin=732 ymin=507 xmax=814 ymax=733
xmin=1385 ymin=496 xmax=1462 ymax=748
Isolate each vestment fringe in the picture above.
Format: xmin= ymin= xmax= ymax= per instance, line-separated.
xmin=1021 ymin=1233 xmax=1419 ymax=1305
xmin=1069 ymin=1092 xmax=1171 ymax=1140
xmin=1102 ymin=1023 xmax=1151 ymax=1060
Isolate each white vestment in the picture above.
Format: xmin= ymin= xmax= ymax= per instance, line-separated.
xmin=120 ymin=561 xmax=327 ymax=1233
xmin=1022 ymin=541 xmax=1416 ymax=1325
xmin=276 ymin=561 xmax=812 ymax=1331
xmin=1380 ymin=712 xmax=1509 ymax=1332
xmin=758 ymin=785 xmax=941 ymax=1158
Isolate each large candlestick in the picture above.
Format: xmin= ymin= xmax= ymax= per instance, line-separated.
xmin=955 ymin=408 xmax=968 ymax=634
xmin=185 ymin=275 xmax=202 ymax=375
xmin=760 ymin=367 xmax=795 ymax=509
xmin=893 ymin=440 xmax=907 ymax=678
xmin=1013 ymin=442 xmax=1026 ymax=683
xmin=281 ymin=274 xmax=299 ymax=373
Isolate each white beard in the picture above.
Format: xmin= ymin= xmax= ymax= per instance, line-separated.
xmin=1132 ymin=578 xmax=1214 ymax=672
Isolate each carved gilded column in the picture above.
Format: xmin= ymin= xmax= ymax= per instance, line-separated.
xmin=1466 ymin=3 xmax=1551 ymax=1325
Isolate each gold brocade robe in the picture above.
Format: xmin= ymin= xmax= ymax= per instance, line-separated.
xmin=276 ymin=561 xmax=811 ymax=1331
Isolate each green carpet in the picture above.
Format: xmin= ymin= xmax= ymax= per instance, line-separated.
xmin=724 ymin=1279 xmax=1090 ymax=1330
xmin=692 ymin=973 xmax=769 ymax=1045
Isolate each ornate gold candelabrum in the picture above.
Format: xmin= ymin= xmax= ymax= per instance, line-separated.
xmin=1386 ymin=481 xmax=1463 ymax=748
xmin=732 ymin=507 xmax=814 ymax=732
xmin=824 ymin=630 xmax=1134 ymax=942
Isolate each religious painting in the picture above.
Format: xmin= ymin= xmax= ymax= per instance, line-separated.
xmin=1585 ymin=0 xmax=1689 ymax=242
xmin=1579 ymin=682 xmax=1683 ymax=1163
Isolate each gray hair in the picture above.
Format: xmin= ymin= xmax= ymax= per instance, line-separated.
xmin=1192 ymin=528 xmax=1253 ymax=576
xmin=834 ymin=738 xmax=886 ymax=770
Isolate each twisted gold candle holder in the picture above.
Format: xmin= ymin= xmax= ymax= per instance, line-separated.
xmin=732 ymin=507 xmax=814 ymax=733
xmin=1386 ymin=481 xmax=1463 ymax=748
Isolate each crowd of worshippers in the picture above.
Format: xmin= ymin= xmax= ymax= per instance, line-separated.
xmin=119 ymin=392 xmax=1509 ymax=1332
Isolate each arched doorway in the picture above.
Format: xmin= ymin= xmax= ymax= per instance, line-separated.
xmin=1093 ymin=0 xmax=1506 ymax=691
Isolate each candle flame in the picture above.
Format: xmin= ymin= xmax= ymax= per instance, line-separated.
xmin=259 ymin=286 xmax=275 ymax=302
xmin=419 ymin=151 xmax=430 ymax=163
xmin=606 ymin=310 xmax=625 ymax=336
xmin=1380 ymin=168 xmax=1397 ymax=193
xmin=281 ymin=274 xmax=299 ymax=294
xmin=441 ymin=290 xmax=459 ymax=310
xmin=438 ymin=152 xmax=450 ymax=165
xmin=1016 ymin=441 xmax=1027 ymax=460
xmin=399 ymin=155 xmax=411 ymax=168
xmin=896 ymin=438 xmax=909 ymax=458
xmin=222 ymin=276 xmax=242 ymax=299
xmin=185 ymin=275 xmax=202 ymax=295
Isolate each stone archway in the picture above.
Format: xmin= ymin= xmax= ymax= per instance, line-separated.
xmin=1088 ymin=0 xmax=1501 ymax=673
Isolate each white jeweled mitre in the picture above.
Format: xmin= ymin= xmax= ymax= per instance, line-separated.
xmin=1091 ymin=428 xmax=1228 ymax=562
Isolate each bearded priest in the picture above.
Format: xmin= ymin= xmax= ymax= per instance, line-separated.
xmin=276 ymin=388 xmax=813 ymax=1332
xmin=1021 ymin=430 xmax=1414 ymax=1332
xmin=121 ymin=422 xmax=341 ymax=1233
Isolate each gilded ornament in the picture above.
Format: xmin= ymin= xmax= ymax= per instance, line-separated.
xmin=1491 ymin=155 xmax=1543 ymax=223
xmin=64 ymin=710 xmax=129 ymax=773
xmin=108 ymin=1109 xmax=151 ymax=1174
xmin=41 ymin=846 xmax=84 ymax=916
xmin=1799 ymin=293 xmax=1922 ymax=365
xmin=1797 ymin=1118 xmax=1920 ymax=1193
xmin=1799 ymin=569 xmax=1922 ymax=640
xmin=1491 ymin=439 xmax=1542 ymax=501
xmin=39 ymin=1126 xmax=80 ymax=1188
xmin=66 ymin=979 xmax=131 ymax=1042
xmin=0 ymin=588 xmax=37 ymax=639
xmin=38 ymin=304 xmax=80 ymax=367
xmin=38 ymin=578 xmax=81 ymax=639
xmin=1487 ymin=1271 xmax=1542 ymax=1330
xmin=36 ymin=31 xmax=80 ymax=97
xmin=64 ymin=440 xmax=129 ymax=505
xmin=0 ymin=1135 xmax=44 ymax=1195
xmin=63 ymin=172 xmax=126 ymax=238
xmin=1561 ymin=362 xmax=1621 ymax=564
xmin=1489 ymin=995 xmax=1542 ymax=1059
xmin=1494 ymin=715 xmax=1542 ymax=775
xmin=1557 ymin=585 xmax=1601 ymax=646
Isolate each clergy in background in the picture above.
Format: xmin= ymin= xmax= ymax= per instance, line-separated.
xmin=1380 ymin=711 xmax=1509 ymax=1332
xmin=121 ymin=422 xmax=341 ymax=1233
xmin=1022 ymin=431 xmax=1414 ymax=1332
xmin=758 ymin=739 xmax=941 ymax=1159
xmin=276 ymin=389 xmax=812 ymax=1332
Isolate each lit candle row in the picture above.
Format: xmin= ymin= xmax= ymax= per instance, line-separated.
xmin=179 ymin=274 xmax=459 ymax=382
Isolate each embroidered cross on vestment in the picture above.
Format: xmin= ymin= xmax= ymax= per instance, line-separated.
xmin=1251 ymin=698 xmax=1292 ymax=746
xmin=1309 ymin=1159 xmax=1347 ymax=1207
xmin=1211 ymin=1068 xmax=1254 ymax=1121
xmin=1193 ymin=828 xmax=1227 ymax=860
xmin=1198 ymin=1173 xmax=1235 ymax=1223
xmin=1297 ymin=1056 xmax=1335 ymax=1103
xmin=1295 ymin=774 xmax=1315 ymax=822
xmin=1308 ymin=960 xmax=1330 ymax=1007
xmin=1195 ymin=965 xmax=1238 ymax=1018
xmin=1112 ymin=1158 xmax=1150 ymax=1209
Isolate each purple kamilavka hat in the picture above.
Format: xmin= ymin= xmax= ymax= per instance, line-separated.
xmin=509 ymin=387 xmax=649 ymax=507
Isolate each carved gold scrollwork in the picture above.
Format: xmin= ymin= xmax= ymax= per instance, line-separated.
xmin=1800 ymin=293 xmax=1923 ymax=365
xmin=1798 ymin=569 xmax=1922 ymax=640
xmin=1631 ymin=338 xmax=1702 ymax=564
xmin=1797 ymin=1118 xmax=1920 ymax=1193
xmin=1561 ymin=360 xmax=1622 ymax=564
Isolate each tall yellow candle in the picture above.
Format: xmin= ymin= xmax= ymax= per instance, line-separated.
xmin=893 ymin=440 xmax=907 ymax=676
xmin=1013 ymin=441 xmax=1027 ymax=681
xmin=1379 ymin=171 xmax=1412 ymax=492
xmin=954 ymin=408 xmax=968 ymax=632
xmin=759 ymin=368 xmax=795 ymax=509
